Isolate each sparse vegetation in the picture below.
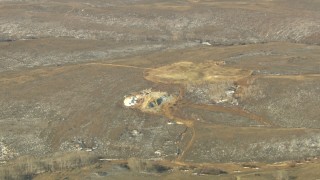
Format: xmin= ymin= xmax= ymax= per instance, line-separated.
xmin=193 ymin=167 xmax=227 ymax=175
xmin=0 ymin=152 xmax=99 ymax=179
xmin=0 ymin=0 xmax=320 ymax=179
xmin=127 ymin=158 xmax=172 ymax=173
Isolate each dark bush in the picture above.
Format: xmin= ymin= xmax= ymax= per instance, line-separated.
xmin=193 ymin=167 xmax=227 ymax=175
xmin=147 ymin=164 xmax=171 ymax=173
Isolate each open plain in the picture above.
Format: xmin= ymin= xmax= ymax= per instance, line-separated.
xmin=1 ymin=0 xmax=320 ymax=179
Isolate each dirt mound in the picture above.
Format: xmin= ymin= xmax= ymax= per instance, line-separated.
xmin=124 ymin=89 xmax=177 ymax=113
xmin=145 ymin=61 xmax=252 ymax=85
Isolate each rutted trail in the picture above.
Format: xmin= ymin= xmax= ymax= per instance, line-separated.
xmin=1 ymin=0 xmax=320 ymax=177
xmin=187 ymin=103 xmax=276 ymax=127
xmin=2 ymin=61 xmax=320 ymax=165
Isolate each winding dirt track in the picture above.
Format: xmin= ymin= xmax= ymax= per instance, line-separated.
xmin=80 ymin=62 xmax=320 ymax=166
xmin=4 ymin=61 xmax=314 ymax=166
xmin=186 ymin=103 xmax=275 ymax=127
xmin=3 ymin=61 xmax=320 ymax=177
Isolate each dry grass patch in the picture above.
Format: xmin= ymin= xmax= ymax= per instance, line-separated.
xmin=0 ymin=152 xmax=100 ymax=180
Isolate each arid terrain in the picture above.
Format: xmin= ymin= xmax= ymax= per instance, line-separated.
xmin=1 ymin=0 xmax=320 ymax=179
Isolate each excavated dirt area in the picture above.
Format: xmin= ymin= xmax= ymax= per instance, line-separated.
xmin=1 ymin=0 xmax=320 ymax=179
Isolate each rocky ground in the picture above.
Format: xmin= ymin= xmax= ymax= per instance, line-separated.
xmin=0 ymin=0 xmax=320 ymax=179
